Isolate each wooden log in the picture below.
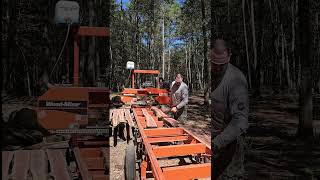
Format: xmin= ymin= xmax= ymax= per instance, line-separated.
xmin=124 ymin=109 xmax=135 ymax=127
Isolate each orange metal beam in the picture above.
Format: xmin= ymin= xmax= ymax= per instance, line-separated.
xmin=148 ymin=135 xmax=189 ymax=143
xmin=162 ymin=163 xmax=211 ymax=180
xmin=80 ymin=148 xmax=102 ymax=158
xmin=183 ymin=128 xmax=211 ymax=154
xmin=132 ymin=107 xmax=212 ymax=180
xmin=76 ymin=26 xmax=109 ymax=37
xmin=85 ymin=157 xmax=105 ymax=170
xmin=155 ymin=121 xmax=164 ymax=128
xmin=144 ymin=127 xmax=185 ymax=137
xmin=73 ymin=36 xmax=80 ymax=86
xmin=131 ymin=71 xmax=135 ymax=88
xmin=133 ymin=108 xmax=166 ymax=180
xmin=133 ymin=70 xmax=160 ymax=74
xmin=153 ymin=144 xmax=207 ymax=158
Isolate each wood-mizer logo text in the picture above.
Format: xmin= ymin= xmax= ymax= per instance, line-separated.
xmin=45 ymin=101 xmax=81 ymax=107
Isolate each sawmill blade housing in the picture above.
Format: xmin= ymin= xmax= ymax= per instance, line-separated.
xmin=36 ymin=87 xmax=110 ymax=133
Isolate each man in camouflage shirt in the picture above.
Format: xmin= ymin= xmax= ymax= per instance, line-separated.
xmin=170 ymin=74 xmax=189 ymax=123
xmin=211 ymin=39 xmax=249 ymax=180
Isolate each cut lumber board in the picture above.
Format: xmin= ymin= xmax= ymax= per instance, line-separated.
xmin=124 ymin=109 xmax=135 ymax=127
xmin=47 ymin=149 xmax=71 ymax=180
xmin=152 ymin=107 xmax=178 ymax=127
xmin=2 ymin=151 xmax=14 ymax=180
xmin=11 ymin=150 xmax=30 ymax=180
xmin=111 ymin=108 xmax=131 ymax=127
xmin=30 ymin=150 xmax=47 ymax=180
xmin=118 ymin=109 xmax=126 ymax=124
xmin=142 ymin=108 xmax=158 ymax=128
xmin=152 ymin=106 xmax=169 ymax=118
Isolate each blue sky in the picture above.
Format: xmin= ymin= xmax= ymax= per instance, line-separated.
xmin=115 ymin=0 xmax=185 ymax=9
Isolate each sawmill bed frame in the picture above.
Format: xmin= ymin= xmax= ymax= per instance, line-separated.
xmin=127 ymin=106 xmax=212 ymax=180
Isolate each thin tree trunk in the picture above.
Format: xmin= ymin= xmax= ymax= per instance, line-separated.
xmin=88 ymin=0 xmax=96 ymax=86
xmin=281 ymin=25 xmax=286 ymax=88
xmin=201 ymin=0 xmax=210 ymax=105
xmin=250 ymin=0 xmax=259 ymax=94
xmin=250 ymin=0 xmax=257 ymax=70
xmin=291 ymin=0 xmax=297 ymax=90
xmin=6 ymin=0 xmax=17 ymax=91
xmin=168 ymin=48 xmax=171 ymax=80
xmin=284 ymin=32 xmax=291 ymax=89
xmin=242 ymin=0 xmax=251 ymax=89
xmin=185 ymin=45 xmax=188 ymax=85
xmin=162 ymin=18 xmax=165 ymax=79
xmin=297 ymin=0 xmax=313 ymax=138
xmin=105 ymin=0 xmax=111 ymax=87
xmin=189 ymin=44 xmax=192 ymax=88
xmin=135 ymin=3 xmax=140 ymax=69
xmin=227 ymin=0 xmax=230 ymax=23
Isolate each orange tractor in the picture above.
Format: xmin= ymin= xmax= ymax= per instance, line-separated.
xmin=120 ymin=69 xmax=171 ymax=106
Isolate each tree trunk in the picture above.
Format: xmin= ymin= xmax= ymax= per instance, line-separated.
xmin=242 ymin=0 xmax=252 ymax=89
xmin=250 ymin=0 xmax=259 ymax=94
xmin=188 ymin=43 xmax=192 ymax=92
xmin=162 ymin=18 xmax=165 ymax=79
xmin=135 ymin=2 xmax=140 ymax=69
xmin=105 ymin=0 xmax=111 ymax=88
xmin=291 ymin=0 xmax=297 ymax=90
xmin=297 ymin=0 xmax=313 ymax=138
xmin=185 ymin=44 xmax=189 ymax=86
xmin=168 ymin=48 xmax=171 ymax=80
xmin=201 ymin=0 xmax=210 ymax=105
xmin=6 ymin=0 xmax=17 ymax=91
xmin=88 ymin=0 xmax=96 ymax=86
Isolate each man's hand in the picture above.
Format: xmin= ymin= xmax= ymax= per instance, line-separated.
xmin=171 ymin=107 xmax=178 ymax=113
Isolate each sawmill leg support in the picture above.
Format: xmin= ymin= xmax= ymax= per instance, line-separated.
xmin=113 ymin=126 xmax=118 ymax=147
xmin=140 ymin=159 xmax=148 ymax=180
xmin=126 ymin=123 xmax=131 ymax=143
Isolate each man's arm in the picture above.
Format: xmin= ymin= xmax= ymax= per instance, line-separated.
xmin=212 ymin=78 xmax=249 ymax=149
xmin=176 ymin=85 xmax=189 ymax=109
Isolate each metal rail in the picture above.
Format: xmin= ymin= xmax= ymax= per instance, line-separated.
xmin=132 ymin=107 xmax=212 ymax=180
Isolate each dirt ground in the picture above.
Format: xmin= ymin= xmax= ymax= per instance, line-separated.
xmin=2 ymin=93 xmax=320 ymax=179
